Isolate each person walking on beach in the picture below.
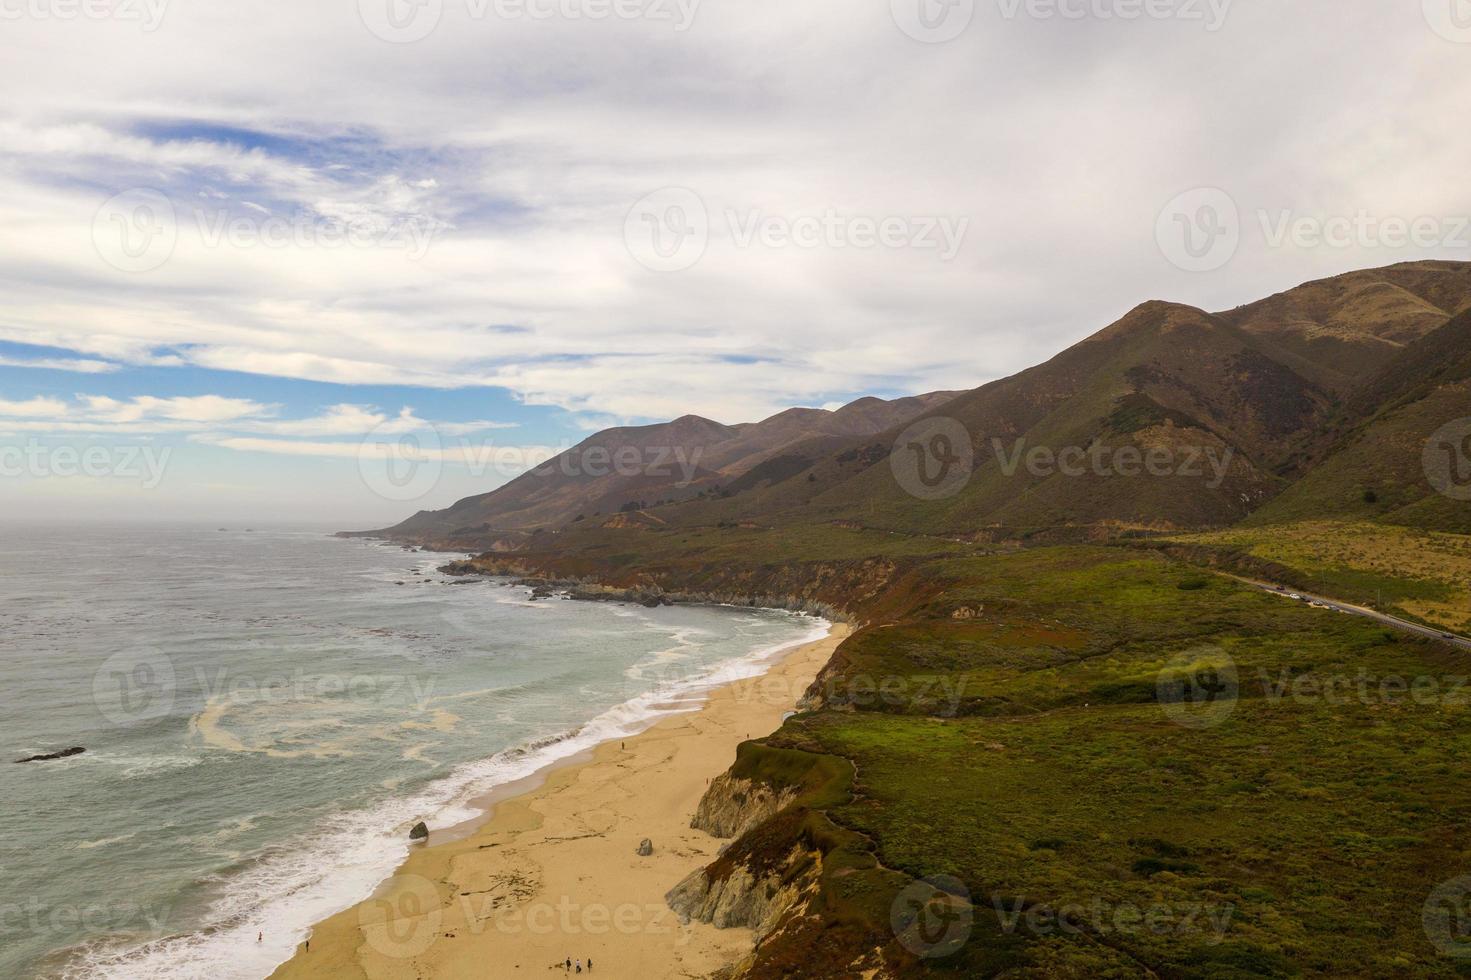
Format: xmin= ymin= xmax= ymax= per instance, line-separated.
xmin=576 ymin=960 xmax=582 ymax=973
xmin=565 ymin=957 xmax=571 ymax=971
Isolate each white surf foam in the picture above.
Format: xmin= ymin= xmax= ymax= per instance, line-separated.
xmin=60 ymin=615 xmax=831 ymax=980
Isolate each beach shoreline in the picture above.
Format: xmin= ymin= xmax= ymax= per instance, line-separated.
xmin=267 ymin=621 xmax=850 ymax=980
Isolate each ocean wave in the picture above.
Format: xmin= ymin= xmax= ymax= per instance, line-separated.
xmin=73 ymin=831 xmax=140 ymax=851
xmin=60 ymin=614 xmax=829 ymax=980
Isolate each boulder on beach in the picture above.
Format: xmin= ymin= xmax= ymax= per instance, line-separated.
xmin=637 ymin=838 xmax=653 ymax=856
xmin=410 ymin=821 xmax=429 ymax=841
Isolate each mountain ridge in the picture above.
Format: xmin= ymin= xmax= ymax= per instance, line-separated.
xmin=371 ymin=260 xmax=1471 ymax=545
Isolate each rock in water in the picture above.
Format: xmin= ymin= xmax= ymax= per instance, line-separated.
xmin=409 ymin=821 xmax=429 ymax=841
xmin=14 ymin=747 xmax=86 ymax=763
xmin=637 ymin=838 xmax=653 ymax=856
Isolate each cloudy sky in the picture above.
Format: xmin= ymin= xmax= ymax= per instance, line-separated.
xmin=1 ymin=0 xmax=1468 ymax=523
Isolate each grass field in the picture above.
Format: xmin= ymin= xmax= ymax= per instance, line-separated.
xmin=754 ymin=546 xmax=1471 ymax=977
xmin=1167 ymin=521 xmax=1471 ymax=633
xmin=463 ymin=528 xmax=1471 ymax=976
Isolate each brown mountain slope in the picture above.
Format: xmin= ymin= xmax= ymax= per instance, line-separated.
xmin=1243 ymin=307 xmax=1471 ymax=532
xmin=714 ymin=301 xmax=1333 ymax=535
xmin=668 ymin=262 xmax=1471 ymax=537
xmin=380 ymin=392 xmax=958 ymax=536
xmin=378 ymin=260 xmax=1471 ymax=545
xmin=1215 ymin=259 xmax=1471 ymax=392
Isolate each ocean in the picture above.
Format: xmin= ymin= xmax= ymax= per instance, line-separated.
xmin=0 ymin=523 xmax=826 ymax=979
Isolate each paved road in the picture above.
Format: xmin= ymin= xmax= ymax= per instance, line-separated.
xmin=1232 ymin=576 xmax=1471 ymax=652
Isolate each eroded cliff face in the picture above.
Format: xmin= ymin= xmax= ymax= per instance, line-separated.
xmin=668 ymin=774 xmax=819 ymax=942
xmin=691 ymin=773 xmax=799 ymax=840
xmin=666 ymin=841 xmax=821 ymax=936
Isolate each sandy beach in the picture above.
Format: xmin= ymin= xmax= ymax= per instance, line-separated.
xmin=268 ymin=621 xmax=850 ymax=980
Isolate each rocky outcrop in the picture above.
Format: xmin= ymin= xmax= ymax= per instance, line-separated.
xmin=429 ymin=553 xmax=876 ymax=620
xmin=637 ymin=838 xmax=653 ymax=856
xmin=13 ymin=746 xmax=85 ymax=763
xmin=409 ymin=821 xmax=429 ymax=841
xmin=666 ymin=842 xmax=821 ymax=935
xmin=692 ymin=773 xmax=798 ymax=840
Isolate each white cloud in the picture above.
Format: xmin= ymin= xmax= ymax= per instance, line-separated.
xmin=76 ymin=394 xmax=272 ymax=424
xmin=193 ymin=434 xmax=560 ymax=475
xmin=0 ymin=1 xmax=1467 ymax=429
xmin=0 ymin=396 xmax=69 ymax=418
xmin=236 ymin=404 xmax=519 ymax=437
xmin=0 ymin=355 xmax=118 ymax=373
